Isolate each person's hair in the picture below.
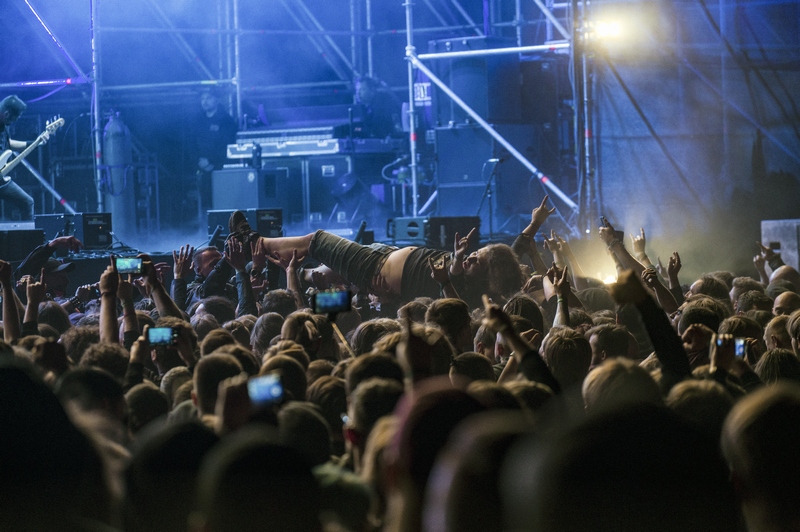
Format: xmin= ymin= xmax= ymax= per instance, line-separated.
xmin=1 ymin=94 xmax=27 ymax=119
xmin=260 ymin=289 xmax=298 ymax=318
xmin=678 ymin=304 xmax=722 ymax=335
xmin=306 ymin=359 xmax=335 ymax=386
xmin=370 ymin=331 xmax=402 ymax=357
xmin=79 ymin=343 xmax=129 ymax=380
xmin=666 ymin=379 xmax=734 ymax=442
xmin=542 ymin=334 xmax=592 ymax=389
xmin=582 ymin=358 xmax=662 ymax=414
xmin=124 ymin=421 xmax=219 ymax=532
xmin=450 ymin=352 xmax=495 ymax=384
xmin=264 ymin=339 xmax=311 ymax=370
xmin=195 ymin=428 xmax=321 ymax=532
xmin=503 ymin=293 xmax=544 ymax=333
xmin=764 ymin=314 xmax=791 ymax=347
xmin=721 ymin=384 xmax=800 ymax=532
xmin=60 ymin=326 xmax=100 ymax=363
xmin=575 ymin=287 xmax=616 ymax=313
xmin=222 ymin=320 xmax=251 ymax=347
xmin=568 ymin=308 xmax=594 ymax=330
xmin=191 ymin=314 xmax=220 ymax=343
xmin=506 ymin=404 xmax=738 ymax=532
xmin=718 ymin=315 xmax=762 ymax=340
xmin=767 ymin=279 xmax=796 ymax=299
xmin=306 ymin=375 xmax=348 ymax=439
xmin=787 ymin=309 xmax=800 ymax=341
xmin=425 ymin=298 xmax=472 ymax=353
xmin=125 ymin=383 xmax=169 ymax=435
xmin=473 ymin=323 xmax=496 ymax=352
xmin=37 ymin=323 xmax=61 ymax=340
xmin=355 ymin=75 xmax=380 ymax=90
xmin=466 ymin=381 xmax=522 ymax=410
xmin=746 ymin=309 xmax=775 ymax=330
xmin=250 ymin=312 xmax=284 ymax=359
xmin=198 ymin=296 xmax=236 ymax=325
xmin=277 ymin=402 xmax=331 ymax=467
xmin=736 ymin=290 xmax=773 ymax=314
xmin=260 ymin=355 xmax=307 ymax=402
xmin=212 ymin=344 xmax=260 ymax=376
xmin=346 ymin=353 xmax=404 ymax=396
xmin=160 ymin=366 xmax=193 ymax=406
xmin=754 ymin=348 xmax=800 ymax=384
xmin=2 ymin=358 xmax=111 ymax=528
xmin=200 ymin=328 xmax=236 ymax=357
xmin=398 ymin=300 xmax=429 ymax=323
xmin=732 ymin=276 xmax=764 ymax=297
xmin=694 ymin=275 xmax=731 ymax=301
xmin=38 ymin=301 xmax=72 ymax=335
xmin=482 ymin=244 xmax=525 ymax=302
xmin=55 ymin=366 xmax=125 ymax=416
xmin=281 ymin=311 xmax=321 ymax=360
xmin=157 ymin=316 xmax=198 ymax=351
xmin=587 ymin=323 xmax=630 ymax=359
xmin=503 ymin=380 xmax=554 ymax=414
xmin=350 ymin=318 xmax=402 ymax=357
xmin=350 ymin=377 xmax=404 ymax=438
xmin=708 ymin=270 xmax=735 ymax=289
xmin=193 ymin=354 xmax=243 ymax=415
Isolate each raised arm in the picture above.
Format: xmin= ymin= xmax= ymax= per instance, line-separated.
xmin=599 ymin=217 xmax=647 ymax=279
xmin=143 ymin=256 xmax=183 ymax=319
xmin=429 ymin=256 xmax=461 ymax=300
xmin=22 ymin=270 xmax=47 ymax=339
xmin=225 ymin=237 xmax=258 ymax=317
xmin=0 ymin=260 xmax=21 ymax=343
xmin=512 ymin=196 xmax=555 ymax=275
xmin=449 ymin=227 xmax=478 ymax=277
xmin=98 ymin=258 xmax=120 ymax=344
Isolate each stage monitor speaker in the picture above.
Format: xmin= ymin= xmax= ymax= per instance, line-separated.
xmin=427 ymin=37 xmax=521 ymax=125
xmin=387 ymin=216 xmax=480 ymax=250
xmin=34 ymin=213 xmax=112 ymax=250
xmin=211 ymin=168 xmax=300 ymax=218
xmin=762 ymin=219 xmax=800 ymax=270
xmin=0 ymin=229 xmax=45 ymax=262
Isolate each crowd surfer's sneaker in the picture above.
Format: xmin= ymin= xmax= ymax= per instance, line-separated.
xmin=227 ymin=210 xmax=260 ymax=258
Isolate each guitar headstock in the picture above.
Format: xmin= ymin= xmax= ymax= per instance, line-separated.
xmin=46 ymin=116 xmax=65 ymax=134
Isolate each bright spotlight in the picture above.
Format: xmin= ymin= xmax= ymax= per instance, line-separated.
xmin=594 ymin=20 xmax=622 ymax=39
xmin=603 ymin=274 xmax=618 ymax=285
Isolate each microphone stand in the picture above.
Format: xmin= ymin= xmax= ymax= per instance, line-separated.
xmin=476 ymin=159 xmax=501 ymax=240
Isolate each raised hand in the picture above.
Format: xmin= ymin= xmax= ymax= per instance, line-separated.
xmin=531 ymin=195 xmax=556 ymax=226
xmin=655 ymin=256 xmax=667 ymax=278
xmin=26 ymin=268 xmax=48 ymax=305
xmin=99 ymin=257 xmax=120 ymax=296
xmin=453 ymin=227 xmax=478 ymax=261
xmin=630 ymin=227 xmax=646 ymax=256
xmin=598 ymin=217 xmax=618 ymax=245
xmin=641 ymin=268 xmax=660 ymax=289
xmin=224 ymin=237 xmax=248 ymax=273
xmin=428 ymin=256 xmax=450 ymax=285
xmin=117 ymin=274 xmax=134 ymax=301
xmin=553 ymin=264 xmax=570 ymax=298
xmin=250 ymin=240 xmax=266 ymax=274
xmin=667 ymin=252 xmax=681 ymax=279
xmin=172 ymin=244 xmax=194 ymax=280
xmin=543 ymin=230 xmax=561 ymax=255
xmin=756 ymin=241 xmax=779 ymax=262
xmin=482 ymin=294 xmax=514 ymax=335
xmin=75 ymin=283 xmax=99 ymax=302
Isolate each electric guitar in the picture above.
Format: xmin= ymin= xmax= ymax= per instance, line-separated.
xmin=0 ymin=117 xmax=65 ymax=183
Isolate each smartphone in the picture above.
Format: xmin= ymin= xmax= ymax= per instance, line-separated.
xmin=734 ymin=338 xmax=747 ymax=360
xmin=116 ymin=257 xmax=143 ymax=274
xmin=312 ymin=289 xmax=352 ymax=314
xmin=247 ymin=373 xmax=284 ymax=405
xmin=148 ymin=327 xmax=177 ymax=346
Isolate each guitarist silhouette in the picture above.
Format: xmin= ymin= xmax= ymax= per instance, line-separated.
xmin=0 ymin=95 xmax=52 ymax=220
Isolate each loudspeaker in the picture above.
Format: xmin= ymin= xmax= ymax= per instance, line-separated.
xmin=0 ymin=229 xmax=45 ymax=262
xmin=427 ymin=37 xmax=521 ymax=125
xmin=436 ymin=125 xmax=537 ymax=230
xmin=762 ymin=219 xmax=800 ymax=270
xmin=34 ymin=213 xmax=112 ymax=250
xmin=211 ymin=168 xmax=299 ymax=215
xmin=387 ymin=216 xmax=480 ymax=249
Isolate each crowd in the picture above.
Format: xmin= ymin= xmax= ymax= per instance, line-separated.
xmin=2 ymin=199 xmax=800 ymax=532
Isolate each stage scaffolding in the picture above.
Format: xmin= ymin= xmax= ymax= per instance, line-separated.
xmin=11 ymin=0 xmax=586 ymax=232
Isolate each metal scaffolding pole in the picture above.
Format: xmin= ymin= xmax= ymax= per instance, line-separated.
xmin=366 ymin=0 xmax=374 ymax=76
xmin=23 ymin=0 xmax=90 ymax=82
xmin=90 ymin=0 xmax=104 ymax=213
xmin=417 ymin=42 xmax=569 ymax=60
xmin=233 ymin=0 xmax=242 ymax=123
xmin=142 ymin=0 xmax=215 ymax=80
xmin=404 ymin=0 xmax=421 ymax=217
xmin=410 ymin=54 xmax=578 ymax=213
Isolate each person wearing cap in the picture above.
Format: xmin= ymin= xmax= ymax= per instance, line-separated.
xmin=15 ymin=235 xmax=84 ymax=313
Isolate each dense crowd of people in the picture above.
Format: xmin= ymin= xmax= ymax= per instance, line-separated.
xmin=2 ymin=200 xmax=800 ymax=532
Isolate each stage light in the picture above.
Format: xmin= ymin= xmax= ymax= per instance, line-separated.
xmin=603 ymin=274 xmax=618 ymax=285
xmin=594 ymin=20 xmax=622 ymax=40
